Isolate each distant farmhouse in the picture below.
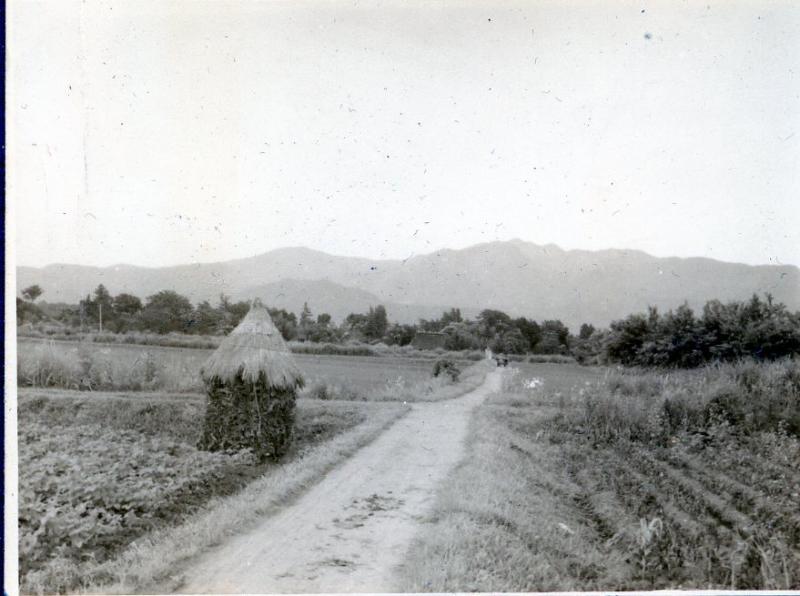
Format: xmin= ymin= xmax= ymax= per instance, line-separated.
xmin=411 ymin=331 xmax=447 ymax=350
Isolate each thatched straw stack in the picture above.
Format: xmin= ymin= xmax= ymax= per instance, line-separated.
xmin=198 ymin=299 xmax=304 ymax=460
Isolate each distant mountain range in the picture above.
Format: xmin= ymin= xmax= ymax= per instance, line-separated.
xmin=17 ymin=240 xmax=800 ymax=328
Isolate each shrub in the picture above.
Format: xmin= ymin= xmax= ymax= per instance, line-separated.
xmin=433 ymin=358 xmax=461 ymax=382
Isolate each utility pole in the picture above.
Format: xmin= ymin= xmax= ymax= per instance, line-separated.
xmin=99 ymin=303 xmax=103 ymax=333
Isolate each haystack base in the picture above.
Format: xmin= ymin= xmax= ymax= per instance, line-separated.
xmin=199 ymin=373 xmax=296 ymax=460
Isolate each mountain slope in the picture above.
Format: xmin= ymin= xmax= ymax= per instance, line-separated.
xmin=17 ymin=241 xmax=799 ymax=328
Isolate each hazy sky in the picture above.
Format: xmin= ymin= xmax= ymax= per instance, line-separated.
xmin=8 ymin=0 xmax=800 ymax=268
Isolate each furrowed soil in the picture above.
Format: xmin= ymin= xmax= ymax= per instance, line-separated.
xmin=173 ymin=370 xmax=502 ymax=594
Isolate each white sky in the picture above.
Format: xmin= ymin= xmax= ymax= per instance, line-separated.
xmin=8 ymin=0 xmax=800 ymax=268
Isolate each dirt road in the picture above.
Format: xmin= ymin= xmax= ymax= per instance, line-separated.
xmin=178 ymin=370 xmax=501 ymax=594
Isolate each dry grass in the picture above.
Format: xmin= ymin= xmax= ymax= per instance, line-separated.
xmin=17 ymin=341 xmax=201 ymax=392
xmin=402 ymin=361 xmax=800 ymax=591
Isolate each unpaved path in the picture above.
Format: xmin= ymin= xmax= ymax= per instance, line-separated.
xmin=178 ymin=370 xmax=502 ymax=594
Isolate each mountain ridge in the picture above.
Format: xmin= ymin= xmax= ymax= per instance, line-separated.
xmin=17 ymin=241 xmax=799 ymax=328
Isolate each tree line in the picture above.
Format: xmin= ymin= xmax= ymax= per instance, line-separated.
xmin=594 ymin=294 xmax=800 ymax=367
xmin=17 ymin=285 xmax=572 ymax=354
xmin=17 ymin=284 xmax=800 ymax=366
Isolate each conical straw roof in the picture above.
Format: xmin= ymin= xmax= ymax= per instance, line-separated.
xmin=201 ymin=299 xmax=304 ymax=388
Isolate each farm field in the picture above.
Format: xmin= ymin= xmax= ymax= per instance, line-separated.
xmin=17 ymin=387 xmax=410 ymax=593
xmin=402 ymin=360 xmax=800 ymax=591
xmin=17 ymin=337 xmax=442 ymax=397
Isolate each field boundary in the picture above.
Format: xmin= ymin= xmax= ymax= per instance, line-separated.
xmin=17 ymin=333 xmax=485 ymax=361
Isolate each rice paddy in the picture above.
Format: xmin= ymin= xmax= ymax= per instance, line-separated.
xmin=16 ymin=337 xmax=437 ymax=396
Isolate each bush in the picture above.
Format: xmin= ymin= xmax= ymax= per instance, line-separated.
xmin=433 ymin=358 xmax=461 ymax=382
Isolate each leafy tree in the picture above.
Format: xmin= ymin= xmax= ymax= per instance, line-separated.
xmin=107 ymin=293 xmax=143 ymax=332
xmin=417 ymin=318 xmax=444 ymax=332
xmin=297 ymin=302 xmax=314 ymax=341
xmin=21 ymin=285 xmax=43 ymax=302
xmin=441 ymin=321 xmax=483 ymax=351
xmin=441 ymin=308 xmax=463 ymax=325
xmin=604 ymin=294 xmax=800 ymax=367
xmin=344 ymin=312 xmax=369 ymax=340
xmin=308 ymin=312 xmax=339 ymax=343
xmin=112 ymin=293 xmax=142 ymax=316
xmin=492 ymin=327 xmax=528 ymax=354
xmin=16 ymin=298 xmax=44 ymax=325
xmin=226 ymin=300 xmax=251 ymax=328
xmin=191 ymin=300 xmax=224 ymax=335
xmin=419 ymin=308 xmax=464 ymax=333
xmin=385 ymin=323 xmax=416 ymax=346
xmin=478 ymin=309 xmax=512 ymax=333
xmin=605 ymin=313 xmax=652 ymax=365
xmin=140 ymin=290 xmax=194 ymax=334
xmin=579 ymin=323 xmax=596 ymax=340
xmin=77 ymin=284 xmax=115 ymax=329
xmin=267 ymin=308 xmax=298 ymax=341
xmin=535 ymin=320 xmax=570 ymax=354
xmin=513 ymin=317 xmax=542 ymax=351
xmin=365 ymin=305 xmax=388 ymax=340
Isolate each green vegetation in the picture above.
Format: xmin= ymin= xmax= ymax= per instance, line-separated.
xmin=18 ymin=343 xmax=491 ymax=592
xmin=18 ymin=284 xmax=576 ymax=356
xmin=403 ymin=360 xmax=800 ymax=591
xmin=600 ymin=294 xmax=800 ymax=367
xmin=19 ymin=389 xmax=407 ymax=594
xmin=433 ymin=358 xmax=461 ymax=382
xmin=17 ymin=339 xmax=489 ymax=400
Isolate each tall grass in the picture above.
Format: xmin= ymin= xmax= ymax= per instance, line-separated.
xmin=561 ymin=358 xmax=800 ymax=445
xmin=17 ymin=342 xmax=200 ymax=392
